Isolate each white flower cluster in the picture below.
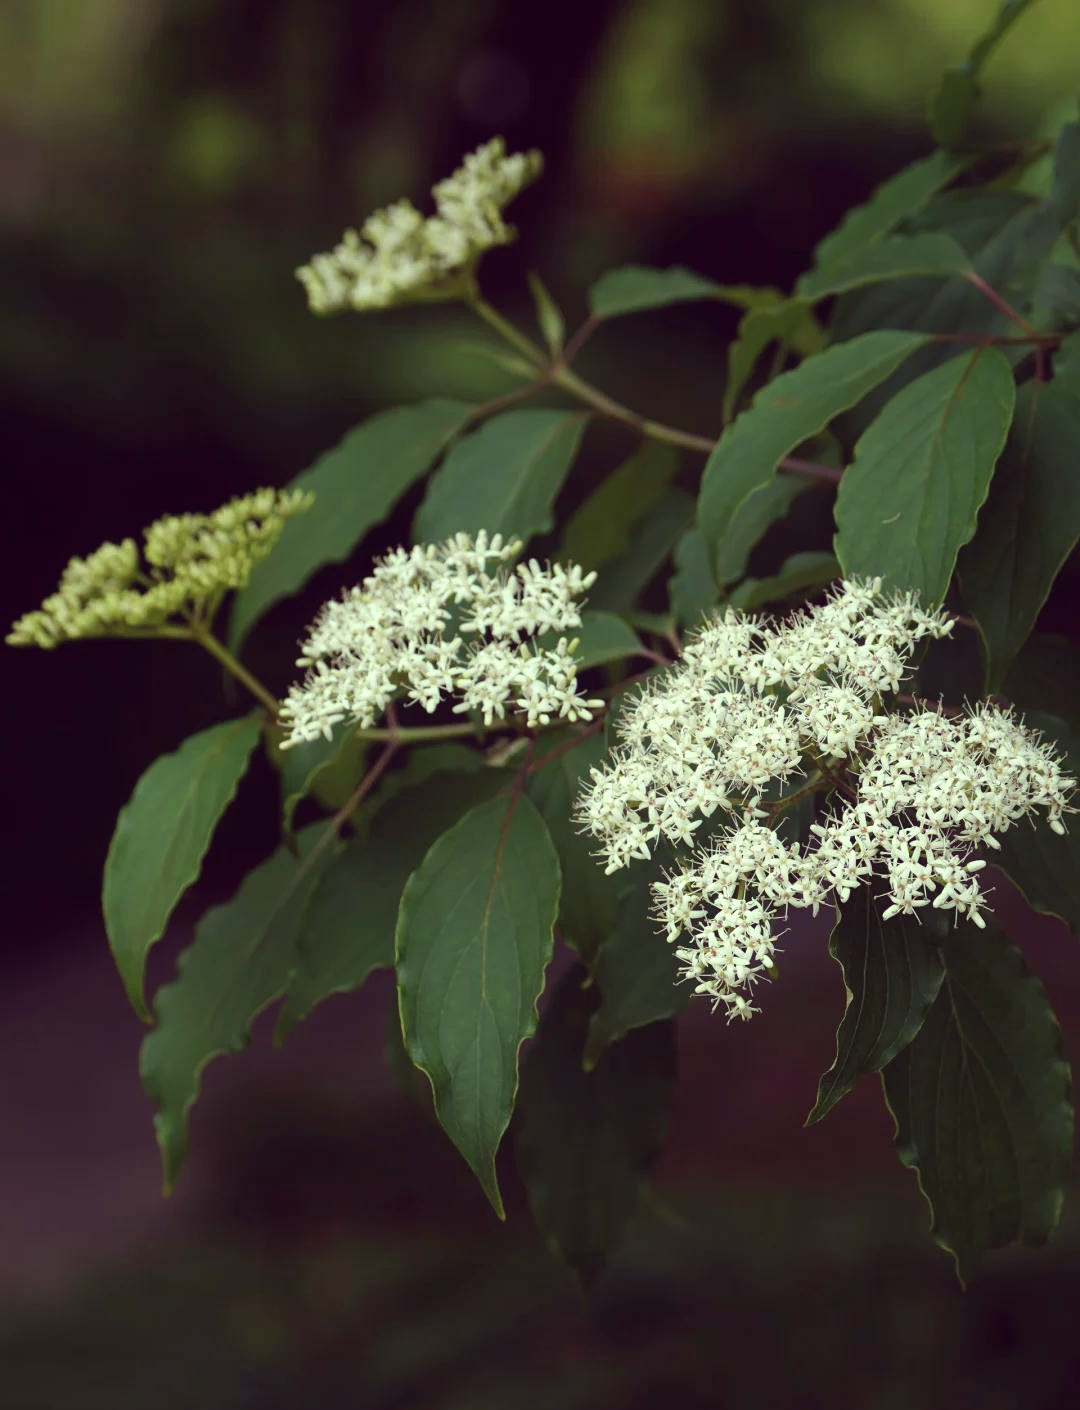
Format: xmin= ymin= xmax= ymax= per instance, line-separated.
xmin=279 ymin=532 xmax=604 ymax=748
xmin=577 ymin=580 xmax=1074 ymax=1022
xmin=296 ymin=138 xmax=543 ymax=314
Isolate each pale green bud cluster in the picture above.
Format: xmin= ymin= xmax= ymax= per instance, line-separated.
xmin=296 ymin=138 xmax=543 ymax=315
xmin=8 ymin=488 xmax=313 ymax=648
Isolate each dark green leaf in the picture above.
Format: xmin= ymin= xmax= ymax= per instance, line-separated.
xmin=1003 ymin=636 xmax=1080 ymax=732
xmin=559 ymin=441 xmax=678 ymax=571
xmin=959 ymin=381 xmax=1080 ymax=691
xmin=271 ymin=728 xmax=370 ymax=841
xmin=723 ymin=297 xmax=824 ymax=422
xmin=1050 ymin=122 xmax=1080 ymax=226
xmin=834 ymin=348 xmax=1015 ymax=605
xmin=228 ymin=400 xmax=472 ymax=650
xmin=881 ymin=916 xmax=1073 ymax=1283
xmin=539 ymin=611 xmax=641 ymax=671
xmin=928 ymin=0 xmax=1037 ymax=146
xmin=528 ymin=271 xmax=565 ymax=356
xmin=798 ymin=233 xmax=971 ymax=300
xmin=728 ymin=552 xmax=840 ymax=611
xmin=413 ymin=409 xmax=587 ymax=546
xmin=668 ymin=527 xmax=718 ymax=628
xmin=713 ymin=474 xmax=812 ymax=587
xmin=527 ymin=730 xmax=620 ymax=964
xmin=698 ymin=331 xmax=927 ymax=569
xmin=585 ymin=872 xmax=688 ymax=1068
xmin=104 ymin=715 xmax=262 ymax=1022
xmin=808 ymin=149 xmax=970 ymax=274
xmin=587 ymin=266 xmax=774 ymax=320
xmin=997 ymin=711 xmax=1080 ymax=938
xmin=587 ymin=489 xmax=695 ymax=613
xmin=516 ymin=968 xmax=675 ymax=1287
xmin=807 ymin=890 xmax=946 ymax=1125
xmin=277 ymin=766 xmax=506 ymax=1037
xmin=396 ymin=791 xmax=560 ymax=1215
xmin=141 ymin=826 xmax=336 ymax=1186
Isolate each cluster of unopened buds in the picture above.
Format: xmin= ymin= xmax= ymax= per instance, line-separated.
xmin=296 ymin=137 xmax=542 ymax=314
xmin=279 ymin=531 xmax=604 ymax=747
xmin=576 ymin=579 xmax=1074 ymax=1022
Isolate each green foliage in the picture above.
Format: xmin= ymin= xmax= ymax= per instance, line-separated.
xmin=834 ymin=348 xmax=1016 ymax=604
xmin=697 ymin=331 xmax=927 ymax=575
xmin=807 ymin=893 xmax=946 ymax=1126
xmin=559 ymin=441 xmax=678 ymax=571
xmin=528 ymin=271 xmax=565 ymax=357
xmin=586 ymin=489 xmax=695 ymax=613
xmin=959 ymin=379 xmax=1080 ymax=691
xmin=587 ymin=265 xmax=770 ymax=320
xmin=929 ymin=0 xmax=1039 ymax=146
xmin=413 ymin=408 xmax=587 ymax=545
xmin=881 ymin=916 xmax=1073 ymax=1283
xmin=722 ymin=295 xmax=824 ymax=422
xmin=798 ymin=233 xmax=971 ymax=300
xmin=516 ymin=968 xmax=675 ymax=1286
xmin=229 ymin=400 xmax=472 ymax=650
xmin=727 ymin=552 xmax=840 ymax=611
xmin=538 ymin=611 xmax=641 ymax=670
xmin=141 ymin=826 xmax=337 ymax=1187
xmin=395 ymin=791 xmax=560 ymax=1214
xmin=103 ymin=714 xmax=262 ymax=1021
xmin=272 ymin=727 xmax=370 ymax=842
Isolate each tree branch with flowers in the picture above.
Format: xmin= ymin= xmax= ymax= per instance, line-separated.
xmin=10 ymin=4 xmax=1080 ymax=1287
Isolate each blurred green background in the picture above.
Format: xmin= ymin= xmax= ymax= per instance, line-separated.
xmin=3 ymin=2 xmax=1080 ymax=1406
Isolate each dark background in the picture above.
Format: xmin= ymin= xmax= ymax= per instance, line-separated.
xmin=3 ymin=2 xmax=1080 ymax=1406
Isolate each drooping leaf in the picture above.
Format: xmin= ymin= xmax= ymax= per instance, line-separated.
xmin=528 ymin=270 xmax=565 ymax=356
xmin=807 ymin=148 xmax=970 ymax=276
xmin=228 ymin=400 xmax=473 ymax=650
xmin=516 ymin=968 xmax=675 ymax=1287
xmin=723 ymin=297 xmax=825 ymax=423
xmin=587 ymin=266 xmax=775 ymax=320
xmin=713 ymin=473 xmax=813 ymax=587
xmin=541 ymin=611 xmax=641 ymax=671
xmin=929 ymin=0 xmax=1040 ymax=147
xmin=834 ymin=348 xmax=1015 ymax=605
xmin=728 ymin=552 xmax=840 ymax=611
xmin=396 ymin=791 xmax=560 ymax=1215
xmin=103 ymin=714 xmax=262 ymax=1022
xmin=277 ymin=765 xmax=506 ymax=1037
xmin=959 ymin=380 xmax=1080 ymax=691
xmin=559 ymin=441 xmax=678 ymax=571
xmin=413 ymin=409 xmax=587 ymax=546
xmin=881 ymin=916 xmax=1073 ymax=1283
xmin=587 ymin=489 xmax=695 ymax=613
xmin=798 ymin=233 xmax=971 ymax=300
xmin=698 ymin=331 xmax=927 ymax=570
xmin=997 ymin=711 xmax=1080 ymax=938
xmin=141 ymin=825 xmax=337 ymax=1186
xmin=270 ymin=727 xmax=370 ymax=841
xmin=585 ymin=872 xmax=688 ymax=1069
xmin=668 ymin=527 xmax=718 ymax=628
xmin=807 ymin=891 xmax=946 ymax=1126
xmin=527 ymin=729 xmax=621 ymax=964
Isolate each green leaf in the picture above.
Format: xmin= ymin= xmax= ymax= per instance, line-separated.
xmin=798 ymin=233 xmax=971 ymax=300
xmin=881 ymin=916 xmax=1073 ymax=1283
xmin=713 ymin=473 xmax=812 ymax=587
xmin=527 ymin=730 xmax=621 ymax=964
xmin=668 ymin=527 xmax=718 ymax=628
xmin=516 ymin=968 xmax=675 ymax=1287
xmin=929 ymin=0 xmax=1039 ymax=147
xmin=723 ymin=297 xmax=824 ymax=422
xmin=1050 ymin=122 xmax=1080 ymax=226
xmin=141 ymin=826 xmax=336 ymax=1186
xmin=559 ymin=441 xmax=678 ymax=571
xmin=277 ymin=765 xmax=506 ymax=1038
xmin=807 ymin=891 xmax=946 ymax=1126
xmin=807 ymin=149 xmax=970 ymax=275
xmin=587 ymin=266 xmax=775 ymax=320
xmin=587 ymin=489 xmax=695 ymax=613
xmin=413 ymin=409 xmax=588 ymax=546
xmin=585 ymin=872 xmax=688 ymax=1069
xmin=834 ymin=348 xmax=1016 ymax=605
xmin=728 ymin=552 xmax=840 ymax=611
xmin=396 ymin=791 xmax=560 ymax=1215
xmin=959 ymin=380 xmax=1080 ymax=692
xmin=997 ymin=711 xmax=1080 ymax=938
xmin=528 ymin=271 xmax=565 ymax=356
xmin=271 ymin=728 xmax=370 ymax=841
xmin=697 ymin=331 xmax=927 ymax=569
xmin=228 ymin=399 xmax=472 ymax=651
xmin=103 ymin=715 xmax=262 ymax=1022
xmin=539 ymin=611 xmax=641 ymax=671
